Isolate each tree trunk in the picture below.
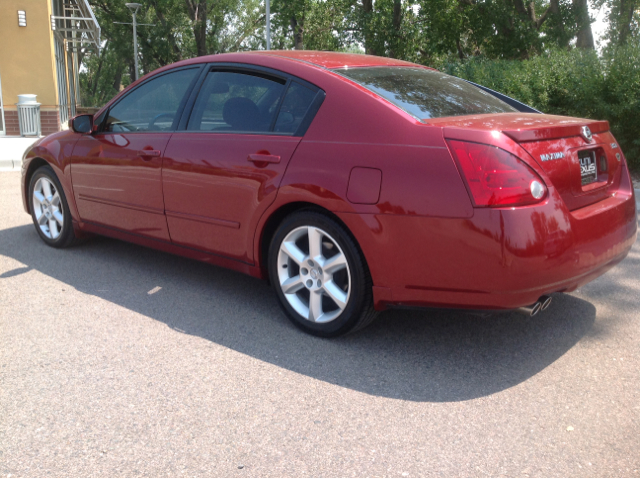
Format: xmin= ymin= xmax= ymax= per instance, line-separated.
xmin=573 ymin=0 xmax=595 ymax=48
xmin=456 ymin=38 xmax=465 ymax=60
xmin=290 ymin=15 xmax=304 ymax=50
xmin=617 ymin=0 xmax=639 ymax=45
xmin=389 ymin=0 xmax=402 ymax=58
xmin=185 ymin=0 xmax=208 ymax=56
xmin=361 ymin=0 xmax=378 ymax=55
xmin=91 ymin=43 xmax=107 ymax=96
xmin=153 ymin=2 xmax=183 ymax=61
xmin=113 ymin=63 xmax=124 ymax=92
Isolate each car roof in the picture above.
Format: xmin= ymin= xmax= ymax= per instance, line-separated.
xmin=178 ymin=50 xmax=426 ymax=70
xmin=248 ymin=50 xmax=422 ymax=69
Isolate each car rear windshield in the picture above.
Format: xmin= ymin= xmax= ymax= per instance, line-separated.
xmin=334 ymin=67 xmax=517 ymax=120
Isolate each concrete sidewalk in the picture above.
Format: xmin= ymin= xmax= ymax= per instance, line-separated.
xmin=0 ymin=136 xmax=40 ymax=170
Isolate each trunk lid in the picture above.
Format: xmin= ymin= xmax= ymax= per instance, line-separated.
xmin=428 ymin=113 xmax=623 ymax=211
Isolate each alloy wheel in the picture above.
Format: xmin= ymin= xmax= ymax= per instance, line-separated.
xmin=276 ymin=226 xmax=351 ymax=323
xmin=32 ymin=177 xmax=64 ymax=240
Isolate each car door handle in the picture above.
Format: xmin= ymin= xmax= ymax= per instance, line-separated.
xmin=138 ymin=150 xmax=161 ymax=159
xmin=247 ymin=153 xmax=281 ymax=165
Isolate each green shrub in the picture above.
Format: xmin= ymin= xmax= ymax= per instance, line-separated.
xmin=432 ymin=46 xmax=640 ymax=170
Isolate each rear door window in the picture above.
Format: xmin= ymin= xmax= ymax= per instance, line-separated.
xmin=334 ymin=67 xmax=517 ymax=120
xmin=274 ymin=82 xmax=317 ymax=134
xmin=187 ymin=71 xmax=286 ymax=133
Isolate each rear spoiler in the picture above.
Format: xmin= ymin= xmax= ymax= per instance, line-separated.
xmin=463 ymin=79 xmax=541 ymax=114
xmin=502 ymin=120 xmax=610 ymax=142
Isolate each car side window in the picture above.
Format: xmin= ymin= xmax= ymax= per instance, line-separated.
xmin=104 ymin=68 xmax=198 ymax=133
xmin=274 ymin=82 xmax=317 ymax=134
xmin=188 ymin=70 xmax=286 ymax=133
xmin=93 ymin=109 xmax=107 ymax=130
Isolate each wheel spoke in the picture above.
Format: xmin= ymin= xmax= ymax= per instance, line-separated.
xmin=41 ymin=179 xmax=53 ymax=200
xmin=281 ymin=275 xmax=305 ymax=294
xmin=308 ymin=290 xmax=323 ymax=322
xmin=53 ymin=210 xmax=64 ymax=226
xmin=307 ymin=227 xmax=323 ymax=261
xmin=50 ymin=219 xmax=60 ymax=237
xmin=51 ymin=192 xmax=61 ymax=208
xmin=37 ymin=212 xmax=48 ymax=225
xmin=281 ymin=240 xmax=306 ymax=265
xmin=323 ymin=280 xmax=348 ymax=311
xmin=321 ymin=252 xmax=347 ymax=274
xmin=33 ymin=190 xmax=46 ymax=205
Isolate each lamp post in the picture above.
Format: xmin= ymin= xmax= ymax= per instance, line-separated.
xmin=114 ymin=3 xmax=154 ymax=81
xmin=125 ymin=3 xmax=141 ymax=80
xmin=266 ymin=0 xmax=271 ymax=50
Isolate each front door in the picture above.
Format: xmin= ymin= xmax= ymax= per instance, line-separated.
xmin=162 ymin=69 xmax=319 ymax=264
xmin=71 ymin=67 xmax=200 ymax=240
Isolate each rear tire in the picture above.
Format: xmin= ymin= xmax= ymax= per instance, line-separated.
xmin=29 ymin=165 xmax=82 ymax=248
xmin=268 ymin=210 xmax=377 ymax=337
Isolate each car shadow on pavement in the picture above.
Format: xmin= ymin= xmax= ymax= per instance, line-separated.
xmin=1 ymin=224 xmax=600 ymax=402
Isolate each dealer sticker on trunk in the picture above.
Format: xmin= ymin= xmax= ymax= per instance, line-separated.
xmin=579 ymin=151 xmax=597 ymax=185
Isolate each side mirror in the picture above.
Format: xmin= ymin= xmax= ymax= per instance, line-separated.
xmin=70 ymin=114 xmax=94 ymax=134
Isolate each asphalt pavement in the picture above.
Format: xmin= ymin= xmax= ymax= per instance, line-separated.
xmin=1 ymin=171 xmax=639 ymax=477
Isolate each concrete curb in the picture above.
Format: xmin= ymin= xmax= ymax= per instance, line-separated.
xmin=0 ymin=159 xmax=22 ymax=171
xmin=0 ymin=136 xmax=40 ymax=171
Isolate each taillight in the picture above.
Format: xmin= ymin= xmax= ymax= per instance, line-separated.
xmin=447 ymin=140 xmax=547 ymax=207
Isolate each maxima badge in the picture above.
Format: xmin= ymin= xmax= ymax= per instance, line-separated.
xmin=540 ymin=152 xmax=565 ymax=162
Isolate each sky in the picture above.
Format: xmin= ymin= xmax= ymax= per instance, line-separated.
xmin=590 ymin=2 xmax=610 ymax=50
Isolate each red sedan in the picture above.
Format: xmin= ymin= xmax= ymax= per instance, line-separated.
xmin=22 ymin=51 xmax=637 ymax=337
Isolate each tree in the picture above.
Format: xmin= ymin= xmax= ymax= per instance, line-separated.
xmin=414 ymin=0 xmax=594 ymax=60
xmin=595 ymin=0 xmax=640 ymax=45
xmin=81 ymin=0 xmax=625 ymax=107
xmin=81 ymin=0 xmax=269 ymax=105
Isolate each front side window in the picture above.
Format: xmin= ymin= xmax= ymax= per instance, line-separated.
xmin=104 ymin=68 xmax=198 ymax=132
xmin=334 ymin=67 xmax=517 ymax=120
xmin=188 ymin=71 xmax=286 ymax=132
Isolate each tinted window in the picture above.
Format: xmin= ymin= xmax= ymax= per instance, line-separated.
xmin=335 ymin=67 xmax=517 ymax=120
xmin=93 ymin=109 xmax=107 ymax=130
xmin=188 ymin=71 xmax=286 ymax=132
xmin=274 ymin=82 xmax=317 ymax=134
xmin=105 ymin=68 xmax=198 ymax=132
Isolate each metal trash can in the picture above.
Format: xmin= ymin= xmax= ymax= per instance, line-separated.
xmin=16 ymin=94 xmax=42 ymax=137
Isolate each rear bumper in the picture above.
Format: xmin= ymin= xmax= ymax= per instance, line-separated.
xmin=340 ymin=186 xmax=637 ymax=311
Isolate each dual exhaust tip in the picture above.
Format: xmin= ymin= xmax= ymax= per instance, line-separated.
xmin=518 ymin=295 xmax=553 ymax=317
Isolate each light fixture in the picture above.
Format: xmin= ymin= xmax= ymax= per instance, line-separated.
xmin=125 ymin=3 xmax=142 ymax=13
xmin=18 ymin=10 xmax=27 ymax=27
xmin=51 ymin=15 xmax=56 ymax=30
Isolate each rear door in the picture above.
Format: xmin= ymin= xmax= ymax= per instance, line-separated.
xmin=162 ymin=66 xmax=322 ymax=264
xmin=70 ymin=66 xmax=201 ymax=240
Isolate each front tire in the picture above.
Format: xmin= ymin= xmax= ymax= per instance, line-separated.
xmin=29 ymin=165 xmax=80 ymax=248
xmin=268 ymin=211 xmax=377 ymax=337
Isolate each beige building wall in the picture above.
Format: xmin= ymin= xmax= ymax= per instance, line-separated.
xmin=0 ymin=0 xmax=59 ymax=110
